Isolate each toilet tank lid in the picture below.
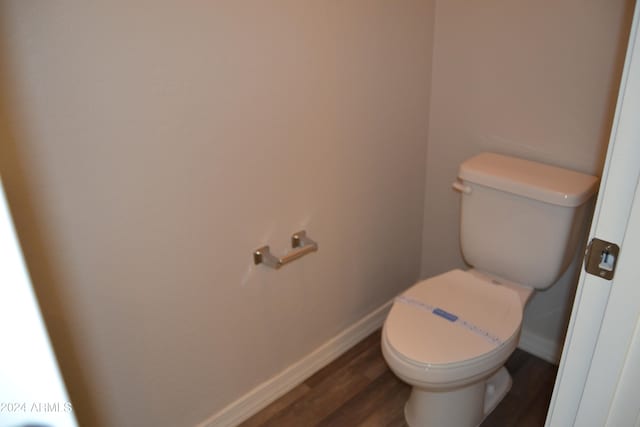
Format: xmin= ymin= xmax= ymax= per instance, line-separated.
xmin=459 ymin=153 xmax=599 ymax=207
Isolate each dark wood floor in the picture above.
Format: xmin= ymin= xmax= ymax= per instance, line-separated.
xmin=240 ymin=330 xmax=558 ymax=427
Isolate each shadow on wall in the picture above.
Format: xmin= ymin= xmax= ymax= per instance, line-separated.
xmin=0 ymin=14 xmax=101 ymax=427
xmin=595 ymin=0 xmax=638 ymax=174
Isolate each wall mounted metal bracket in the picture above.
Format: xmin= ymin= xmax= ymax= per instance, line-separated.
xmin=253 ymin=230 xmax=318 ymax=269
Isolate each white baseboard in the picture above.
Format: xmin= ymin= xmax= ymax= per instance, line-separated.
xmin=196 ymin=301 xmax=393 ymax=427
xmin=518 ymin=328 xmax=562 ymax=365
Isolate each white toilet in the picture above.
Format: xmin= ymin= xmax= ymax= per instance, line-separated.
xmin=381 ymin=152 xmax=598 ymax=427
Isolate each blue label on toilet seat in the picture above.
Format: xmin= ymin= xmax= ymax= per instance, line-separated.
xmin=394 ymin=295 xmax=503 ymax=346
xmin=433 ymin=308 xmax=458 ymax=322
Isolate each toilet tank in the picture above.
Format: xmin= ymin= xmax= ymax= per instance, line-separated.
xmin=457 ymin=153 xmax=599 ymax=289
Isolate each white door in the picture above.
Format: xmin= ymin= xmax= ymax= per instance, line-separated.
xmin=577 ymin=183 xmax=640 ymax=426
xmin=546 ymin=2 xmax=640 ymax=425
xmin=0 ymin=177 xmax=78 ymax=427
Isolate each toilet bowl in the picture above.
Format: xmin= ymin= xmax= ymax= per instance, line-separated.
xmin=382 ymin=269 xmax=532 ymax=427
xmin=381 ymin=153 xmax=599 ymax=427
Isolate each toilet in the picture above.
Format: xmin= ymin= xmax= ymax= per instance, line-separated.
xmin=381 ymin=152 xmax=599 ymax=427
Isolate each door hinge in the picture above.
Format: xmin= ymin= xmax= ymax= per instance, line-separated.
xmin=584 ymin=238 xmax=620 ymax=280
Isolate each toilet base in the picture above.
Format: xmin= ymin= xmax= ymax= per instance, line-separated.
xmin=483 ymin=366 xmax=512 ymax=418
xmin=404 ymin=367 xmax=512 ymax=427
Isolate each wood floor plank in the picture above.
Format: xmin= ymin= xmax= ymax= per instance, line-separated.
xmin=305 ymin=330 xmax=382 ymax=388
xmin=357 ymin=375 xmax=410 ymax=427
xmin=254 ymin=339 xmax=385 ymax=427
xmin=317 ymin=370 xmax=405 ymax=427
xmin=238 ymin=383 xmax=311 ymax=427
xmin=512 ymin=366 xmax=557 ymax=427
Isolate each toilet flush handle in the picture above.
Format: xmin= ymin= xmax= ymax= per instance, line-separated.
xmin=452 ymin=180 xmax=472 ymax=194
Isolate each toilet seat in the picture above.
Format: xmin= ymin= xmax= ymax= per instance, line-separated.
xmin=383 ymin=269 xmax=524 ymax=386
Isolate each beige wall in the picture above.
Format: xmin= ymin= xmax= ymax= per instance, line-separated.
xmin=0 ymin=3 xmax=435 ymax=426
xmin=421 ymin=0 xmax=634 ymax=355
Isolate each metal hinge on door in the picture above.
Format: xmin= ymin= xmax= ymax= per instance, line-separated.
xmin=584 ymin=238 xmax=620 ymax=280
